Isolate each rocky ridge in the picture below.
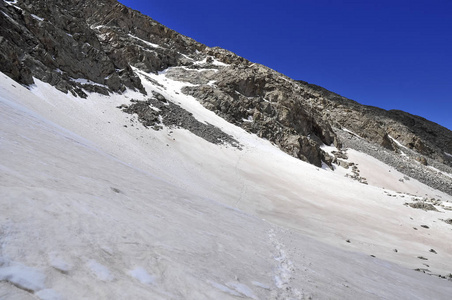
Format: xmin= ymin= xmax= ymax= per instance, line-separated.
xmin=1 ymin=0 xmax=451 ymax=189
xmin=336 ymin=129 xmax=452 ymax=196
xmin=0 ymin=0 xmax=143 ymax=96
xmin=0 ymin=0 xmax=339 ymax=167
xmin=176 ymin=63 xmax=340 ymax=167
xmin=297 ymin=80 xmax=452 ymax=167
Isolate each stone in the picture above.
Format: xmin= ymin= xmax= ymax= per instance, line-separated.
xmin=122 ymin=96 xmax=241 ymax=148
xmin=406 ymin=202 xmax=438 ymax=211
xmin=416 ymin=156 xmax=428 ymax=165
xmin=443 ymin=219 xmax=452 ymax=225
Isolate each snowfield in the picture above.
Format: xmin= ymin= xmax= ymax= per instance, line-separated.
xmin=1 ymin=71 xmax=452 ymax=299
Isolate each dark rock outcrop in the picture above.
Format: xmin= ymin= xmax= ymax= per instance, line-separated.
xmin=0 ymin=0 xmax=142 ymax=95
xmin=0 ymin=0 xmax=206 ymax=96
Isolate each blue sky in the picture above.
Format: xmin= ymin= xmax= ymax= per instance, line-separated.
xmin=119 ymin=0 xmax=452 ymax=130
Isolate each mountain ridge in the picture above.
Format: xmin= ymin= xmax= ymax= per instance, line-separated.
xmin=297 ymin=79 xmax=452 ymax=162
xmin=1 ymin=0 xmax=451 ymax=193
xmin=1 ymin=1 xmax=452 ymax=298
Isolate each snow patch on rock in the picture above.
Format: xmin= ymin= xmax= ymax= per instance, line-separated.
xmin=31 ymin=14 xmax=44 ymax=21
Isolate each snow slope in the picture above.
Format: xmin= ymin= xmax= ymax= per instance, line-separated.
xmin=1 ymin=71 xmax=451 ymax=299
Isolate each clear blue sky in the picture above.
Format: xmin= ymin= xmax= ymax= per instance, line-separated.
xmin=119 ymin=0 xmax=452 ymax=130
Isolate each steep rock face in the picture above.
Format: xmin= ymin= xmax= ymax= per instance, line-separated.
xmin=2 ymin=0 xmax=450 ymax=171
xmin=0 ymin=0 xmax=208 ymax=96
xmin=0 ymin=0 xmax=339 ymax=167
xmin=386 ymin=110 xmax=452 ymax=159
xmin=79 ymin=0 xmax=341 ymax=167
xmin=0 ymin=0 xmax=144 ymax=96
xmin=83 ymin=0 xmax=206 ymax=73
xmin=297 ymin=80 xmax=452 ymax=167
xmin=178 ymin=63 xmax=339 ymax=167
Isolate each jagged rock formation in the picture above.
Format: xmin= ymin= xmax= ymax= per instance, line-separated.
xmin=177 ymin=63 xmax=340 ymax=167
xmin=0 ymin=0 xmax=204 ymax=96
xmin=0 ymin=0 xmax=144 ymax=96
xmin=297 ymin=80 xmax=452 ymax=167
xmin=1 ymin=0 xmax=451 ymax=176
xmin=0 ymin=0 xmax=339 ymax=167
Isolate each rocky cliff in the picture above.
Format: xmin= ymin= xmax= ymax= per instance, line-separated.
xmin=0 ymin=0 xmax=339 ymax=167
xmin=297 ymin=80 xmax=452 ymax=167
xmin=1 ymin=0 xmax=451 ymax=185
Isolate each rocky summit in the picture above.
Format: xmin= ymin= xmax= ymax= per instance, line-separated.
xmin=1 ymin=0 xmax=451 ymax=193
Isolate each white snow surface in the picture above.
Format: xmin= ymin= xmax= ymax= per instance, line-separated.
xmin=193 ymin=56 xmax=229 ymax=66
xmin=3 ymin=0 xmax=18 ymax=6
xmin=388 ymin=134 xmax=409 ymax=157
xmin=129 ymin=267 xmax=155 ymax=285
xmin=127 ymin=33 xmax=161 ymax=49
xmin=30 ymin=14 xmax=44 ymax=21
xmin=48 ymin=253 xmax=72 ymax=274
xmin=342 ymin=127 xmax=362 ymax=138
xmin=87 ymin=260 xmax=114 ymax=282
xmin=35 ymin=289 xmax=62 ymax=300
xmin=1 ymin=71 xmax=452 ymax=299
xmin=70 ymin=77 xmax=108 ymax=88
xmin=0 ymin=264 xmax=46 ymax=292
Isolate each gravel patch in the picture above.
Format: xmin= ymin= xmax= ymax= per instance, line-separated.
xmin=336 ymin=129 xmax=452 ymax=196
xmin=121 ymin=92 xmax=241 ymax=148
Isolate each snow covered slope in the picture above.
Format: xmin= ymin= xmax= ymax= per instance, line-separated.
xmin=1 ymin=71 xmax=452 ymax=299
